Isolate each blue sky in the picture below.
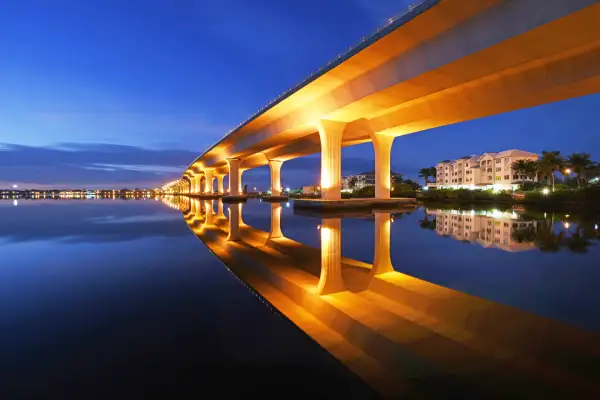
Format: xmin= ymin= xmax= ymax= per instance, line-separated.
xmin=1 ymin=0 xmax=599 ymax=189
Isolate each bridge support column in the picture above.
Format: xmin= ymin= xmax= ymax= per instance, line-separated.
xmin=370 ymin=133 xmax=395 ymax=199
xmin=317 ymin=120 xmax=346 ymax=201
xmin=373 ymin=212 xmax=394 ymax=276
xmin=318 ymin=218 xmax=345 ymax=295
xmin=194 ymin=175 xmax=202 ymax=194
xmin=227 ymin=158 xmax=242 ymax=196
xmin=227 ymin=203 xmax=242 ymax=242
xmin=268 ymin=160 xmax=283 ymax=196
xmin=217 ymin=175 xmax=225 ymax=194
xmin=204 ymin=170 xmax=214 ymax=194
xmin=269 ymin=203 xmax=283 ymax=239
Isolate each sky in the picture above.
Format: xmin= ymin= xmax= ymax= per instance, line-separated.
xmin=1 ymin=0 xmax=599 ymax=189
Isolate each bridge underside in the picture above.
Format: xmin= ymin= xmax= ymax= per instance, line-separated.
xmin=166 ymin=0 xmax=600 ymax=198
xmin=200 ymin=0 xmax=600 ymax=175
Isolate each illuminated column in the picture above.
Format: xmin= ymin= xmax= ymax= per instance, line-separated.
xmin=204 ymin=170 xmax=214 ymax=194
xmin=227 ymin=203 xmax=242 ymax=242
xmin=227 ymin=158 xmax=242 ymax=196
xmin=373 ymin=212 xmax=394 ymax=275
xmin=268 ymin=160 xmax=283 ymax=196
xmin=194 ymin=175 xmax=202 ymax=194
xmin=269 ymin=203 xmax=283 ymax=239
xmin=370 ymin=133 xmax=395 ymax=199
xmin=318 ymin=218 xmax=346 ymax=295
xmin=317 ymin=119 xmax=346 ymax=201
xmin=217 ymin=175 xmax=225 ymax=194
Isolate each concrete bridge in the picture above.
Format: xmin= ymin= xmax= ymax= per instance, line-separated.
xmin=164 ymin=0 xmax=600 ymax=202
xmin=164 ymin=196 xmax=600 ymax=398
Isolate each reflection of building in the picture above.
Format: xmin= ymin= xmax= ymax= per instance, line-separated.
xmin=431 ymin=149 xmax=539 ymax=191
xmin=430 ymin=209 xmax=538 ymax=252
xmin=342 ymin=171 xmax=403 ymax=191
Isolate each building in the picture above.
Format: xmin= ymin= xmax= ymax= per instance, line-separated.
xmin=430 ymin=209 xmax=538 ymax=252
xmin=430 ymin=149 xmax=539 ymax=191
xmin=342 ymin=171 xmax=403 ymax=191
xmin=302 ymin=185 xmax=319 ymax=195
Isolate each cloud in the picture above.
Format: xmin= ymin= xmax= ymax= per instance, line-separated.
xmin=0 ymin=143 xmax=198 ymax=188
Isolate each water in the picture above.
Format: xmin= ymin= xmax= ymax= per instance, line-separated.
xmin=2 ymin=198 xmax=600 ymax=398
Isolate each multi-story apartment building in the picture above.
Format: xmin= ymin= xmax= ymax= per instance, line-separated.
xmin=431 ymin=149 xmax=539 ymax=191
xmin=342 ymin=171 xmax=403 ymax=191
xmin=430 ymin=209 xmax=538 ymax=252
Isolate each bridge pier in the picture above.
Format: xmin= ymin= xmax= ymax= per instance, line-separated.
xmin=194 ymin=174 xmax=202 ymax=194
xmin=226 ymin=158 xmax=242 ymax=196
xmin=371 ymin=133 xmax=395 ymax=200
xmin=268 ymin=160 xmax=283 ymax=196
xmin=217 ymin=175 xmax=225 ymax=194
xmin=204 ymin=170 xmax=214 ymax=194
xmin=317 ymin=119 xmax=346 ymax=201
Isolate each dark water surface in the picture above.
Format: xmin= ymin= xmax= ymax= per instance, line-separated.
xmin=2 ymin=197 xmax=600 ymax=398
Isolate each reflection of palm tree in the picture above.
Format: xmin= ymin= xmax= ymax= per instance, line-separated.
xmin=535 ymin=216 xmax=565 ymax=252
xmin=564 ymin=229 xmax=592 ymax=254
xmin=419 ymin=210 xmax=436 ymax=230
xmin=512 ymin=226 xmax=536 ymax=244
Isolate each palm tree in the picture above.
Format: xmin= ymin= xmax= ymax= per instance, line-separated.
xmin=419 ymin=167 xmax=436 ymax=187
xmin=536 ymin=151 xmax=564 ymax=191
xmin=566 ymin=153 xmax=593 ymax=188
xmin=510 ymin=159 xmax=538 ymax=185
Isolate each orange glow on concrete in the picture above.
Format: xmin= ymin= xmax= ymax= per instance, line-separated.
xmin=268 ymin=160 xmax=283 ymax=196
xmin=317 ymin=119 xmax=346 ymax=200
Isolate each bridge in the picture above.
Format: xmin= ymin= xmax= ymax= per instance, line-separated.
xmin=163 ymin=0 xmax=600 ymax=203
xmin=163 ymin=196 xmax=600 ymax=398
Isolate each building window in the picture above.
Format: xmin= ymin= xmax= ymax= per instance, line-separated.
xmin=496 ymin=167 xmax=501 ymax=172
xmin=504 ymin=175 xmax=510 ymax=180
xmin=496 ymin=176 xmax=501 ymax=181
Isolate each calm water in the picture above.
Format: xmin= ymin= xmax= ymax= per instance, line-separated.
xmin=2 ymin=198 xmax=600 ymax=398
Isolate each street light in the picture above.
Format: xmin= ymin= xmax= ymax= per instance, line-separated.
xmin=565 ymin=168 xmax=572 ymax=174
xmin=542 ymin=188 xmax=550 ymax=195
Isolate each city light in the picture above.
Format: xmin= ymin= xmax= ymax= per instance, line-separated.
xmin=564 ymin=222 xmax=570 ymax=229
xmin=13 ymin=199 xmax=18 ymax=206
xmin=12 ymin=184 xmax=17 ymax=189
xmin=542 ymin=188 xmax=550 ymax=195
xmin=565 ymin=168 xmax=572 ymax=174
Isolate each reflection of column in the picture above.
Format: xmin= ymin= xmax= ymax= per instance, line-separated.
xmin=227 ymin=158 xmax=242 ymax=196
xmin=194 ymin=175 xmax=202 ymax=194
xmin=269 ymin=160 xmax=283 ymax=196
xmin=204 ymin=170 xmax=214 ymax=194
xmin=227 ymin=203 xmax=242 ymax=242
xmin=204 ymin=200 xmax=214 ymax=227
xmin=371 ymin=134 xmax=395 ymax=199
xmin=217 ymin=175 xmax=225 ymax=194
xmin=191 ymin=198 xmax=197 ymax=215
xmin=217 ymin=200 xmax=225 ymax=218
xmin=317 ymin=120 xmax=346 ymax=200
xmin=269 ymin=203 xmax=283 ymax=239
xmin=318 ymin=218 xmax=346 ymax=295
xmin=373 ymin=212 xmax=394 ymax=275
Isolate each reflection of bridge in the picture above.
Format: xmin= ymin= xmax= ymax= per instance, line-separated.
xmin=165 ymin=197 xmax=600 ymax=398
xmin=164 ymin=0 xmax=600 ymax=204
